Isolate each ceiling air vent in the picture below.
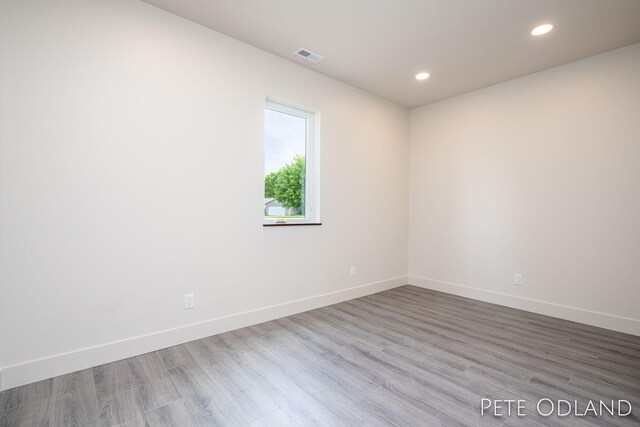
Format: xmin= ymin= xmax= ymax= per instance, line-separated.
xmin=295 ymin=48 xmax=324 ymax=63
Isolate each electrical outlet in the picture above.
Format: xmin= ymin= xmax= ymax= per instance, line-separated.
xmin=184 ymin=293 xmax=195 ymax=309
xmin=350 ymin=266 xmax=357 ymax=278
xmin=514 ymin=274 xmax=523 ymax=286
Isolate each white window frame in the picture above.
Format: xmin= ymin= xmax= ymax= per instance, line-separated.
xmin=264 ymin=99 xmax=320 ymax=225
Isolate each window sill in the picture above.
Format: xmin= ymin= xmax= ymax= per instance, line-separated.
xmin=263 ymin=222 xmax=323 ymax=227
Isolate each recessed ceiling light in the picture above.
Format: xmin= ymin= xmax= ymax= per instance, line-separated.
xmin=531 ymin=24 xmax=553 ymax=36
xmin=416 ymin=72 xmax=430 ymax=80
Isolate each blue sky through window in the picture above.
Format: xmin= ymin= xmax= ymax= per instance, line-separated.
xmin=265 ymin=108 xmax=306 ymax=176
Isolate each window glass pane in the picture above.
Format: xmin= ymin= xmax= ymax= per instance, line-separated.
xmin=264 ymin=108 xmax=306 ymax=219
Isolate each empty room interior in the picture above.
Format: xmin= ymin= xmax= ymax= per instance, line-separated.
xmin=1 ymin=0 xmax=640 ymax=426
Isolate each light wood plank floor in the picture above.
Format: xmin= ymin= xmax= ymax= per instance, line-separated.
xmin=1 ymin=285 xmax=639 ymax=426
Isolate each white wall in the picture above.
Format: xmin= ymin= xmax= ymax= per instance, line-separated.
xmin=0 ymin=0 xmax=409 ymax=389
xmin=409 ymin=43 xmax=640 ymax=335
xmin=3 ymin=0 xmax=638 ymax=392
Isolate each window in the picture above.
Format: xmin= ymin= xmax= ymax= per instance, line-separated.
xmin=264 ymin=100 xmax=319 ymax=225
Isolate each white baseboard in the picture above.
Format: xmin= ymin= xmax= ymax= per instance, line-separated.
xmin=408 ymin=275 xmax=640 ymax=337
xmin=0 ymin=276 xmax=407 ymax=391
